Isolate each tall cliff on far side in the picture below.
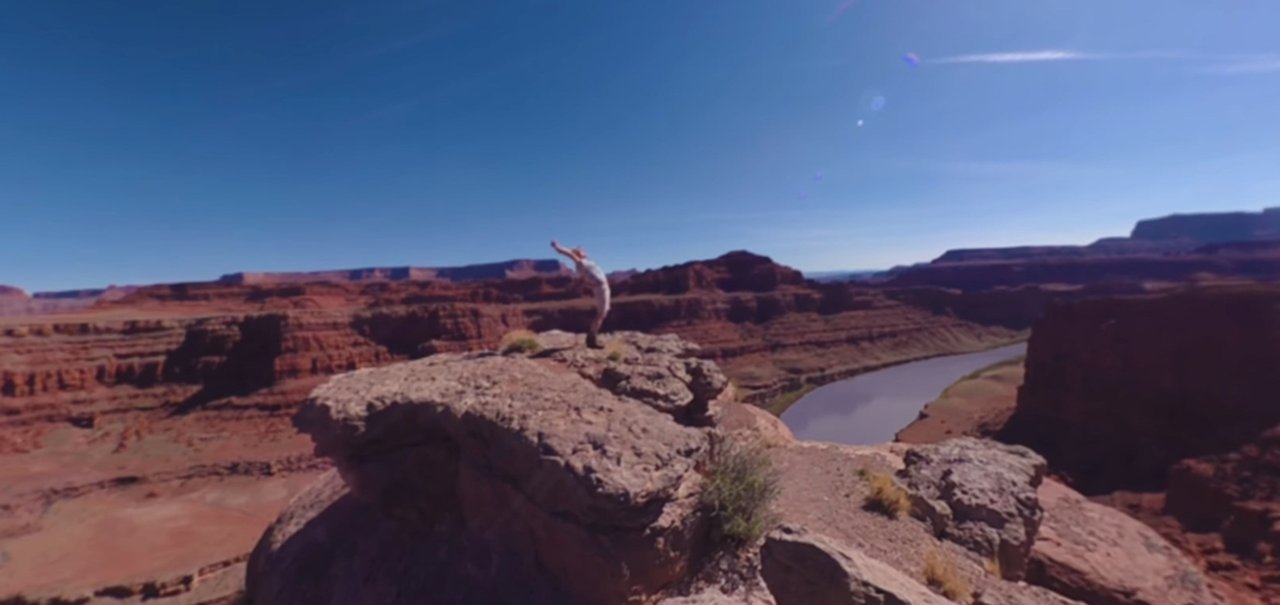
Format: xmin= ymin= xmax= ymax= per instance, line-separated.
xmin=1001 ymin=285 xmax=1280 ymax=494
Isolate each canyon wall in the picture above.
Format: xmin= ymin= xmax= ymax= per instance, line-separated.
xmin=1001 ymin=285 xmax=1280 ymax=494
xmin=0 ymin=251 xmax=1022 ymax=602
xmin=886 ymin=207 xmax=1280 ymax=291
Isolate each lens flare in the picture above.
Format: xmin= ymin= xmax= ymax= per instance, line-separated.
xmin=870 ymin=95 xmax=886 ymax=111
xmin=903 ymin=52 xmax=921 ymax=67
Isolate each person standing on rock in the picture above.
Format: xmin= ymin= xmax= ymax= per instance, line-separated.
xmin=551 ymin=240 xmax=610 ymax=349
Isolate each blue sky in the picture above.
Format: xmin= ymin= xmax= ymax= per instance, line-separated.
xmin=3 ymin=1 xmax=1279 ymax=291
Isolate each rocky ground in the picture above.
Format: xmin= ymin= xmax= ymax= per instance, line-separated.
xmin=899 ymin=285 xmax=1280 ymax=604
xmin=240 ymin=330 xmax=1227 ymax=605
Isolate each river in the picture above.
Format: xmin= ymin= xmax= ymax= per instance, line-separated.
xmin=780 ymin=343 xmax=1027 ymax=445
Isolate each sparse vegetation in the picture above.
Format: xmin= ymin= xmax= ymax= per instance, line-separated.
xmin=604 ymin=341 xmax=627 ymax=361
xmin=982 ymin=556 xmax=1003 ymax=578
xmin=950 ymin=355 xmax=1026 ymax=388
xmin=862 ymin=470 xmax=911 ymax=518
xmin=700 ymin=433 xmax=781 ymax=547
xmin=764 ymin=383 xmax=815 ymax=416
xmin=500 ymin=329 xmax=541 ymax=355
xmin=923 ymin=548 xmax=971 ymax=602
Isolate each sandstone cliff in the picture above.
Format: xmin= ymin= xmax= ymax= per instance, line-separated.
xmin=888 ymin=208 xmax=1280 ymax=290
xmin=997 ymin=285 xmax=1280 ymax=603
xmin=1131 ymin=208 xmax=1280 ymax=243
xmin=1001 ymin=285 xmax=1280 ymax=493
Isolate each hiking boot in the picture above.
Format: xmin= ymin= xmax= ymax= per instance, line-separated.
xmin=586 ymin=333 xmax=603 ymax=349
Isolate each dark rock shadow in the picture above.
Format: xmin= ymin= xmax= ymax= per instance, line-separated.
xmin=247 ymin=475 xmax=579 ymax=605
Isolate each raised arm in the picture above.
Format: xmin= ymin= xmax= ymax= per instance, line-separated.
xmin=550 ymin=240 xmax=577 ymax=261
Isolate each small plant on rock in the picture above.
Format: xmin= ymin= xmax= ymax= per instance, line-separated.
xmin=700 ymin=433 xmax=781 ymax=548
xmin=500 ymin=329 xmax=541 ymax=355
xmin=923 ymin=548 xmax=971 ymax=602
xmin=862 ymin=470 xmax=911 ymax=518
xmin=604 ymin=341 xmax=627 ymax=362
xmin=982 ymin=556 xmax=1003 ymax=578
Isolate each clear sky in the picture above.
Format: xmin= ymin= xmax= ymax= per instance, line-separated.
xmin=3 ymin=1 xmax=1279 ymax=291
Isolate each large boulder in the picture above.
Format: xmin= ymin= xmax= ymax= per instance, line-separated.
xmin=896 ymin=438 xmax=1046 ymax=581
xmin=1029 ymin=479 xmax=1225 ymax=605
xmin=248 ymin=331 xmax=733 ymax=605
xmin=973 ymin=583 xmax=1084 ymax=605
xmin=760 ymin=525 xmax=952 ymax=605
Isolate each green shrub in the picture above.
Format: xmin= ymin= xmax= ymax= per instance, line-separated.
xmin=700 ymin=433 xmax=781 ymax=547
xmin=500 ymin=330 xmax=541 ymax=355
xmin=863 ymin=470 xmax=911 ymax=518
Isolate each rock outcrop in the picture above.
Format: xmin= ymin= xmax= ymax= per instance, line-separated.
xmin=1166 ymin=425 xmax=1280 ymax=559
xmin=761 ymin=525 xmax=952 ymax=605
xmin=1031 ymin=479 xmax=1226 ymax=605
xmin=896 ymin=438 xmax=1046 ymax=581
xmin=248 ymin=331 xmax=725 ymax=605
xmin=768 ymin=439 xmax=1215 ymax=605
xmin=247 ymin=333 xmax=1145 ymax=605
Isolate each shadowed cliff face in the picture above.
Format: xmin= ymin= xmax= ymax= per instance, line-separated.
xmin=1001 ymin=285 xmax=1280 ymax=495
xmin=1131 ymin=208 xmax=1280 ymax=243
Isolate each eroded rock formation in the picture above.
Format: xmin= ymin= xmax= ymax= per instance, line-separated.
xmin=247 ymin=331 xmax=731 ymax=605
xmin=246 ymin=335 xmax=1221 ymax=605
xmin=897 ymin=438 xmax=1046 ymax=581
xmin=996 ymin=284 xmax=1280 ymax=603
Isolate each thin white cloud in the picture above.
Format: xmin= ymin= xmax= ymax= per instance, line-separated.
xmin=930 ymin=49 xmax=1280 ymax=76
xmin=930 ymin=50 xmax=1095 ymax=64
xmin=1202 ymin=55 xmax=1280 ymax=75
